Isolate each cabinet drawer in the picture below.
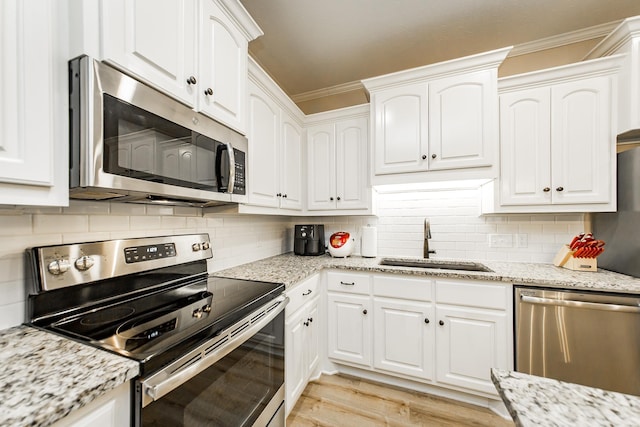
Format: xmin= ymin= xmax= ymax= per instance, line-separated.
xmin=373 ymin=275 xmax=433 ymax=301
xmin=435 ymin=280 xmax=507 ymax=310
xmin=286 ymin=274 xmax=320 ymax=315
xmin=327 ymin=271 xmax=370 ymax=294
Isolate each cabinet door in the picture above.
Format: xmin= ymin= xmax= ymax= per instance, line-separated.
xmin=435 ymin=305 xmax=508 ymax=395
xmin=307 ymin=123 xmax=337 ymax=210
xmin=551 ymin=76 xmax=613 ymax=205
xmin=247 ymin=81 xmax=280 ymax=208
xmin=499 ymin=88 xmax=552 ymax=206
xmin=280 ymin=116 xmax=303 ymax=210
xmin=199 ymin=0 xmax=247 ymax=133
xmin=327 ymin=293 xmax=371 ymax=367
xmin=102 ymin=0 xmax=197 ymax=106
xmin=336 ymin=117 xmax=369 ymax=210
xmin=305 ymin=299 xmax=320 ymax=376
xmin=373 ymin=298 xmax=434 ymax=380
xmin=52 ymin=381 xmax=130 ymax=427
xmin=372 ymin=83 xmax=429 ymax=175
xmin=0 ymin=0 xmax=68 ymax=206
xmin=285 ymin=308 xmax=307 ymax=415
xmin=429 ymin=70 xmax=496 ymax=170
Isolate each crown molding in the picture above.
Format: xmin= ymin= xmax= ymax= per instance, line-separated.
xmin=291 ymin=81 xmax=365 ymax=103
xmin=507 ymin=20 xmax=621 ymax=57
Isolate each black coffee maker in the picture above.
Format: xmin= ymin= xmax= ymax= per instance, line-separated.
xmin=294 ymin=225 xmax=325 ymax=256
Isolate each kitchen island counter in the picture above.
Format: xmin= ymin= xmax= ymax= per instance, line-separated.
xmin=0 ymin=325 xmax=139 ymax=427
xmin=213 ymin=253 xmax=640 ymax=294
xmin=491 ymin=369 xmax=640 ymax=426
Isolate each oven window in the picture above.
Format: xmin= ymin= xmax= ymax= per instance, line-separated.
xmin=103 ymin=94 xmax=227 ymax=192
xmin=142 ymin=312 xmax=284 ymax=427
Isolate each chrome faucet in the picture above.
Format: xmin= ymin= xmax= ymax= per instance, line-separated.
xmin=423 ymin=219 xmax=436 ymax=259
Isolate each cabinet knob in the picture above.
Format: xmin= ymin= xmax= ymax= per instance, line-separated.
xmin=439 ymin=320 xmax=444 ymax=326
xmin=556 ymin=186 xmax=564 ymax=192
xmin=363 ymin=309 xmax=368 ymax=315
xmin=186 ymin=76 xmax=197 ymax=85
xmin=204 ymin=87 xmax=213 ymax=96
xmin=422 ymin=155 xmax=427 ymax=160
xmin=543 ymin=187 xmax=551 ymax=192
xmin=308 ymin=317 xmax=313 ymax=323
xmin=283 ymin=194 xmax=287 ymax=198
xmin=330 ymin=197 xmax=334 ymax=201
xmin=304 ymin=321 xmax=309 ymax=327
xmin=424 ymin=318 xmax=430 ymax=324
xmin=276 ymin=193 xmax=282 ymax=197
xmin=432 ymin=154 xmax=437 ymax=159
xmin=336 ymin=196 xmax=341 ymax=201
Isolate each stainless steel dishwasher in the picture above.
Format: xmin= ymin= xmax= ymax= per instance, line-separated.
xmin=515 ymin=287 xmax=640 ymax=396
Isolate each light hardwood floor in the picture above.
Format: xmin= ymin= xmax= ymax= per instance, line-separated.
xmin=286 ymin=374 xmax=515 ymax=427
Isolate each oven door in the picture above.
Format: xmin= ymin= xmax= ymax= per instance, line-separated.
xmin=135 ymin=296 xmax=287 ymax=427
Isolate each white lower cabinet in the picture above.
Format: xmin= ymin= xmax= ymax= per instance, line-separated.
xmin=373 ymin=297 xmax=434 ymax=380
xmin=52 ymin=381 xmax=131 ymax=427
xmin=325 ymin=271 xmax=512 ymax=398
xmin=327 ymin=292 xmax=372 ymax=367
xmin=435 ymin=305 xmax=508 ymax=395
xmin=285 ymin=275 xmax=320 ymax=416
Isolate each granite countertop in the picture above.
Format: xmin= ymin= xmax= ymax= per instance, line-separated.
xmin=491 ymin=369 xmax=640 ymax=426
xmin=0 ymin=325 xmax=139 ymax=427
xmin=214 ymin=253 xmax=640 ymax=294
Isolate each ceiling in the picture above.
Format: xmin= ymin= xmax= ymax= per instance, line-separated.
xmin=240 ymin=0 xmax=640 ymax=100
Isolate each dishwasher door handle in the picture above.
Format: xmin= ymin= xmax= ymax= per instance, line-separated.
xmin=521 ymin=295 xmax=640 ymax=313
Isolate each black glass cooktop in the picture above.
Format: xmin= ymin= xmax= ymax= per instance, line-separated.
xmin=40 ymin=276 xmax=283 ymax=375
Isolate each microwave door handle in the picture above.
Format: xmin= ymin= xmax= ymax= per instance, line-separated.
xmin=226 ymin=142 xmax=235 ymax=194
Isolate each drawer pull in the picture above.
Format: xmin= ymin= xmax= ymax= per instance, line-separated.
xmin=340 ymin=281 xmax=355 ymax=286
xmin=302 ymin=289 xmax=312 ymax=296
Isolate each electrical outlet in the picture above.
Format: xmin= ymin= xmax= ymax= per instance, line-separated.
xmin=488 ymin=234 xmax=513 ymax=248
xmin=516 ymin=234 xmax=528 ymax=248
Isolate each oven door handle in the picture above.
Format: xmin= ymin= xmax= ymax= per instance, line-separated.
xmin=141 ymin=295 xmax=288 ymax=407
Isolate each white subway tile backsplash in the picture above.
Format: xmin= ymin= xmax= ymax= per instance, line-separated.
xmin=0 ymin=302 xmax=25 ymax=330
xmin=0 ymin=215 xmax=32 ymax=236
xmin=90 ymin=215 xmax=130 ymax=232
xmin=63 ymin=200 xmax=110 ymax=215
xmin=34 ymin=214 xmax=89 ymax=234
xmin=130 ymin=216 xmax=162 ymax=230
xmin=110 ymin=202 xmax=147 ymax=216
xmin=146 ymin=205 xmax=175 ymax=216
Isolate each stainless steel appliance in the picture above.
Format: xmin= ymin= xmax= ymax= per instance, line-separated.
xmin=294 ymin=224 xmax=325 ymax=256
xmin=27 ymin=234 xmax=287 ymax=426
xmin=592 ymin=145 xmax=640 ymax=278
xmin=69 ymin=56 xmax=247 ymax=207
xmin=515 ymin=287 xmax=640 ymax=395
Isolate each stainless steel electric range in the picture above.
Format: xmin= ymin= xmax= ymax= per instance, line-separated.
xmin=27 ymin=234 xmax=287 ymax=427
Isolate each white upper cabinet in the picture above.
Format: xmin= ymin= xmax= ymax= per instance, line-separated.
xmin=245 ymin=60 xmax=304 ymax=211
xmin=198 ymin=0 xmax=247 ymax=131
xmin=363 ymin=47 xmax=510 ymax=185
xmin=487 ymin=55 xmax=623 ymax=213
xmin=372 ymin=83 xmax=428 ymax=175
xmin=247 ymin=80 xmax=280 ymax=208
xmin=585 ymin=16 xmax=640 ymax=138
xmin=429 ymin=71 xmax=494 ymax=170
xmin=102 ymin=0 xmax=197 ymax=106
xmin=0 ymin=0 xmax=68 ymax=206
xmin=306 ymin=106 xmax=370 ymax=212
xmin=100 ymin=0 xmax=261 ymax=133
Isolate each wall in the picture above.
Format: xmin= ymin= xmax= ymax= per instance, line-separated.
xmin=0 ymin=190 xmax=585 ymax=330
xmin=0 ymin=201 xmax=295 ymax=329
xmin=372 ymin=188 xmax=584 ymax=262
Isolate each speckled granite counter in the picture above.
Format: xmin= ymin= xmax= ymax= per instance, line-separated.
xmin=213 ymin=253 xmax=640 ymax=294
xmin=491 ymin=369 xmax=640 ymax=426
xmin=0 ymin=325 xmax=139 ymax=427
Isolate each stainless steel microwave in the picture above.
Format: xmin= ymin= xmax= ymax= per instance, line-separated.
xmin=69 ymin=56 xmax=247 ymax=207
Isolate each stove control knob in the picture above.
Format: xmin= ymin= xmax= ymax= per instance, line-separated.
xmin=192 ymin=308 xmax=203 ymax=318
xmin=47 ymin=259 xmax=71 ymax=276
xmin=202 ymin=242 xmax=210 ymax=250
xmin=74 ymin=256 xmax=95 ymax=271
xmin=192 ymin=243 xmax=201 ymax=252
xmin=203 ymin=305 xmax=212 ymax=313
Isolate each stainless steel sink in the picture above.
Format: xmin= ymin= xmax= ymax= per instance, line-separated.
xmin=379 ymin=258 xmax=493 ymax=272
